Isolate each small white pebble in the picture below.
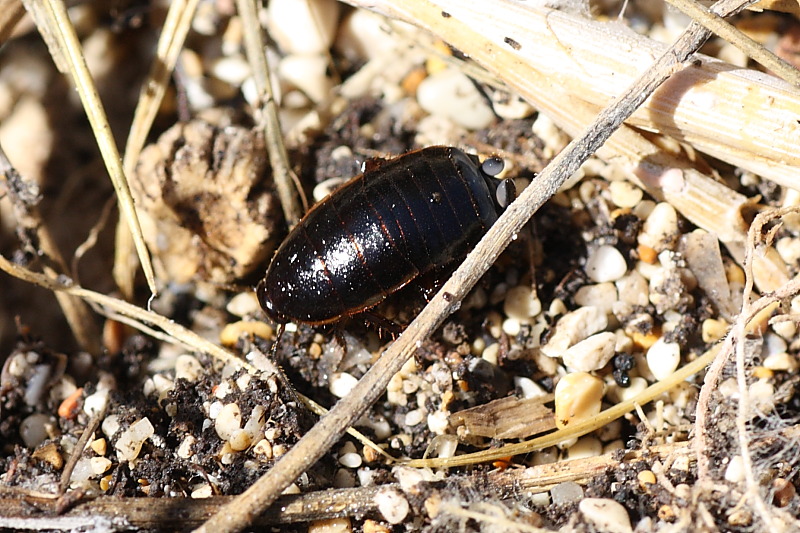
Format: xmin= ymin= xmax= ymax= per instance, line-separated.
xmin=191 ymin=483 xmax=213 ymax=499
xmin=375 ymin=487 xmax=409 ymax=524
xmin=646 ymin=338 xmax=681 ymax=381
xmin=750 ymin=379 xmax=775 ymax=412
xmin=226 ymin=292 xmax=260 ymax=317
xmin=20 ymin=414 xmax=53 ymax=448
xmin=210 ymin=55 xmax=251 ymax=86
xmin=579 ymin=498 xmax=632 ymax=533
xmin=551 ymin=481 xmax=584 ymax=505
xmin=561 ymin=332 xmax=616 ymax=372
xmin=339 ymin=452 xmax=363 ymax=469
xmin=555 ymin=372 xmax=604 ymax=429
xmin=541 ymin=306 xmax=608 ymax=358
xmin=215 ymin=404 xmax=242 ymax=440
xmin=115 ymin=418 xmax=155 ymax=462
xmin=329 ymin=372 xmax=359 ymax=398
xmin=214 ymin=381 xmax=233 ymax=400
xmin=585 ymin=245 xmax=628 ymax=283
xmin=574 ymin=283 xmax=618 ymax=315
xmin=177 ymin=435 xmax=196 ymax=459
xmin=313 ymin=177 xmax=348 ymax=203
xmin=83 ymin=390 xmax=109 ymax=417
xmin=725 ymin=455 xmax=745 ymax=483
xmin=427 ymin=411 xmax=449 ymax=435
xmin=101 ymin=415 xmax=120 ymax=439
xmin=615 ymin=271 xmax=650 ymax=306
xmin=502 ymin=318 xmax=521 ymax=337
xmin=762 ymin=333 xmax=788 ymax=358
xmin=404 ymin=408 xmax=425 ymax=427
xmin=611 ymin=377 xmax=648 ymax=403
xmin=514 ymin=376 xmax=548 ymax=399
xmin=208 ymin=401 xmax=223 ymax=419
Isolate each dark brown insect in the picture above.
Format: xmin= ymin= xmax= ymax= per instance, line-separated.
xmin=256 ymin=146 xmax=514 ymax=326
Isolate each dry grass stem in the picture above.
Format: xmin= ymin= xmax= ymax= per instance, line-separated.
xmin=114 ymin=0 xmax=201 ymax=299
xmin=20 ymin=0 xmax=157 ymax=295
xmin=236 ymin=0 xmax=304 ymax=227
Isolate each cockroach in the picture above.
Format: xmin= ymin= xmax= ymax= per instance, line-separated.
xmin=256 ymin=146 xmax=515 ymax=326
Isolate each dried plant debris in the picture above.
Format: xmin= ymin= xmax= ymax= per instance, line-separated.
xmin=2 ymin=0 xmax=800 ymax=532
xmin=132 ymin=117 xmax=283 ymax=284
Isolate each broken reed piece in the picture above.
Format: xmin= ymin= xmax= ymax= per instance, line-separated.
xmin=355 ymin=0 xmax=793 ymax=293
xmin=377 ymin=0 xmax=799 ymax=189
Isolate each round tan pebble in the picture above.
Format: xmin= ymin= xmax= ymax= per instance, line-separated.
xmin=220 ymin=321 xmax=274 ymax=346
xmin=363 ymin=519 xmax=391 ymax=533
xmin=763 ymin=352 xmax=798 ymax=372
xmin=658 ymin=504 xmax=676 ymax=522
xmin=555 ymin=372 xmax=604 ymax=429
xmin=228 ymin=429 xmax=252 ymax=452
xmin=90 ymin=438 xmax=107 ymax=456
xmin=773 ymin=478 xmax=796 ymax=507
xmin=638 ymin=469 xmax=656 ymax=487
xmin=253 ymin=439 xmax=273 ymax=460
xmin=503 ymin=285 xmax=541 ymax=320
xmin=308 ymin=517 xmax=352 ymax=533
xmin=751 ymin=366 xmax=773 ymax=380
xmin=424 ymin=492 xmax=442 ymax=519
xmin=579 ymin=498 xmax=632 ymax=533
xmin=90 ymin=457 xmax=113 ymax=475
xmin=609 ymin=181 xmax=643 ymax=208
xmin=728 ymin=508 xmax=752 ymax=527
xmin=701 ymin=318 xmax=729 ymax=343
xmin=565 ymin=436 xmax=602 ymax=460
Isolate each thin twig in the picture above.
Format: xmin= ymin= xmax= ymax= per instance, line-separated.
xmin=0 ymin=143 xmax=101 ymax=355
xmin=58 ymin=408 xmax=106 ymax=495
xmin=236 ymin=0 xmax=304 ymax=227
xmin=194 ymin=2 xmax=725 ymax=531
xmin=21 ymin=0 xmax=158 ymax=296
xmin=114 ymin=0 xmax=200 ymax=299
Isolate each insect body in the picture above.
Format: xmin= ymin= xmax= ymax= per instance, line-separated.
xmin=257 ymin=146 xmax=513 ymax=325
